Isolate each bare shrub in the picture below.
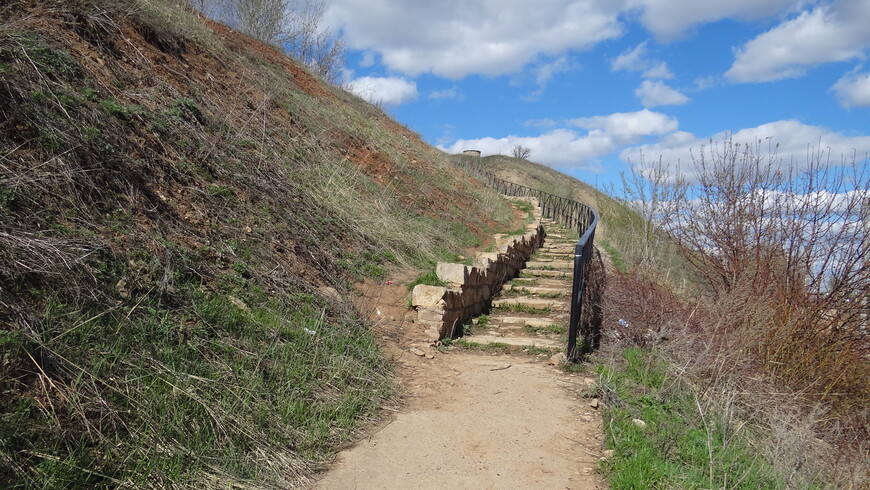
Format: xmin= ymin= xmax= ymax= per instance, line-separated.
xmin=621 ymin=135 xmax=869 ymax=483
xmin=195 ymin=0 xmax=346 ymax=83
xmin=511 ymin=144 xmax=532 ymax=160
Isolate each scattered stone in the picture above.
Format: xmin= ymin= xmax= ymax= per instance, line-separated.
xmin=601 ymin=450 xmax=615 ymax=460
xmin=589 ymin=398 xmax=599 ymax=409
xmin=410 ymin=347 xmax=425 ymax=356
xmin=424 ymin=352 xmax=434 ymax=359
xmin=549 ymin=352 xmax=567 ymax=366
xmin=228 ymin=295 xmax=249 ymax=311
xmin=318 ymin=286 xmax=343 ymax=303
xmin=115 ymin=278 xmax=130 ymax=299
xmin=632 ymin=418 xmax=647 ymax=429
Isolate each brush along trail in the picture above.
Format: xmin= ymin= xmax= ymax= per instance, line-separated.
xmin=314 ymin=219 xmax=607 ymax=489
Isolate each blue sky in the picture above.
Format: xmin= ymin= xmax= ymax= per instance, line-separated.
xmin=325 ymin=0 xmax=870 ymax=193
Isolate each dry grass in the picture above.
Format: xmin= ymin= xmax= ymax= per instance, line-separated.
xmin=0 ymin=0 xmax=515 ymax=486
xmin=600 ymin=269 xmax=869 ymax=487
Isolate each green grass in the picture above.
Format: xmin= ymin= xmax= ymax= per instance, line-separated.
xmin=596 ymin=347 xmax=787 ymax=489
xmin=454 ymin=340 xmax=557 ymax=357
xmin=407 ymin=269 xmax=447 ymax=291
xmin=598 ymin=239 xmax=627 ymax=273
xmin=509 ymin=278 xmax=540 ymax=286
xmin=1 ymin=284 xmax=393 ymax=486
xmin=492 ymin=303 xmax=552 ymax=315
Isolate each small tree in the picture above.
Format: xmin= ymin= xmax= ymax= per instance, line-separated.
xmin=511 ymin=145 xmax=532 ymax=160
xmin=195 ymin=0 xmax=346 ymax=84
xmin=282 ymin=0 xmax=346 ymax=84
xmin=231 ymin=0 xmax=287 ymax=45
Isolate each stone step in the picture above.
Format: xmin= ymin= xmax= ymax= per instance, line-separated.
xmin=492 ymin=297 xmax=568 ymax=309
xmin=508 ymin=278 xmax=572 ymax=288
xmin=520 ymin=269 xmax=571 ymax=278
xmin=535 ymin=251 xmax=575 ymax=258
xmin=541 ymin=240 xmax=576 ymax=247
xmin=486 ymin=315 xmax=568 ymax=328
xmin=526 ymin=260 xmax=573 ymax=270
xmin=503 ymin=285 xmax=567 ymax=296
xmin=529 ymin=255 xmax=573 ymax=262
xmin=461 ymin=334 xmax=562 ymax=350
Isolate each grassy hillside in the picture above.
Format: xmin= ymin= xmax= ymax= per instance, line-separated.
xmin=0 ymin=0 xmax=513 ymax=486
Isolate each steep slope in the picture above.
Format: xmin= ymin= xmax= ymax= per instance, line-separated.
xmin=0 ymin=0 xmax=513 ymax=486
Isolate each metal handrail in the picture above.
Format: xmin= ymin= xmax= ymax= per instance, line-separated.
xmin=460 ymin=160 xmax=600 ymax=361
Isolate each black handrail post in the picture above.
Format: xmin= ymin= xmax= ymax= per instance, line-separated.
xmin=566 ymin=241 xmax=584 ymax=361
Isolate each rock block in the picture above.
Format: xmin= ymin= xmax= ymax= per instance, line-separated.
xmin=412 ymin=284 xmax=447 ymax=307
xmin=436 ymin=262 xmax=468 ymax=284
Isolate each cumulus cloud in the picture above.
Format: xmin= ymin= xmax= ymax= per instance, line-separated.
xmin=571 ymin=109 xmax=679 ymax=141
xmin=441 ymin=110 xmax=679 ymax=169
xmin=429 ymin=87 xmax=463 ymax=100
xmin=524 ymin=56 xmax=577 ymax=100
xmin=326 ymin=0 xmax=624 ymax=78
xmin=345 ymin=76 xmax=418 ymax=106
xmin=726 ymin=0 xmax=870 ymax=83
xmin=635 ymin=80 xmax=690 ymax=107
xmin=635 ymin=0 xmax=798 ymax=40
xmin=611 ymin=42 xmax=673 ymax=79
xmin=621 ymin=120 xmax=870 ymax=177
xmin=525 ymin=118 xmax=558 ymax=128
xmin=831 ymin=69 xmax=870 ymax=108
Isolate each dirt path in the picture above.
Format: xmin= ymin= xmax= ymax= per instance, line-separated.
xmin=314 ymin=350 xmax=606 ymax=489
xmin=312 ymin=266 xmax=607 ymax=489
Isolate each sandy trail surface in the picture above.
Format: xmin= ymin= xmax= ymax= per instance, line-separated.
xmin=313 ymin=327 xmax=606 ymax=489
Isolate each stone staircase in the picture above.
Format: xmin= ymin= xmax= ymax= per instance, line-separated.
xmin=462 ymin=218 xmax=577 ymax=353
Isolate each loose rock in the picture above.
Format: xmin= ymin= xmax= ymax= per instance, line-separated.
xmin=632 ymin=418 xmax=647 ymax=429
xmin=549 ymin=353 xmax=567 ymax=366
xmin=410 ymin=347 xmax=425 ymax=356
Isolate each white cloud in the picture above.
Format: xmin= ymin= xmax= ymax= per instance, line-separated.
xmin=525 ymin=118 xmax=558 ymax=128
xmin=441 ymin=110 xmax=679 ymax=169
xmin=611 ymin=42 xmax=673 ymax=79
xmin=359 ymin=51 xmax=377 ymax=67
xmin=429 ymin=87 xmax=463 ymax=100
xmin=621 ymin=120 xmax=870 ymax=177
xmin=571 ymin=109 xmax=679 ymax=141
xmin=726 ymin=0 xmax=870 ymax=83
xmin=635 ymin=0 xmax=799 ymax=40
xmin=635 ymin=80 xmax=690 ymax=107
xmin=326 ymin=0 xmax=624 ymax=78
xmin=831 ymin=69 xmax=870 ymax=108
xmin=694 ymin=75 xmax=719 ymax=90
xmin=345 ymin=76 xmax=418 ymax=106
xmin=524 ymin=56 xmax=577 ymax=100
xmin=535 ymin=56 xmax=575 ymax=87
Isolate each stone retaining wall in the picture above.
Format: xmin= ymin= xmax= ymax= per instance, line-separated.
xmin=412 ymin=202 xmax=545 ymax=340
